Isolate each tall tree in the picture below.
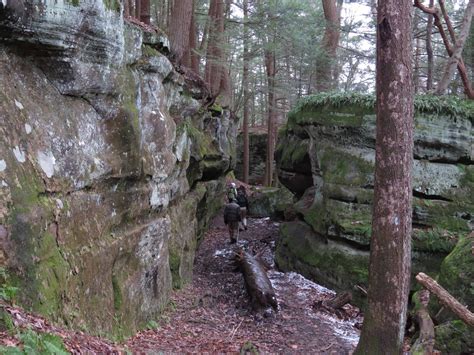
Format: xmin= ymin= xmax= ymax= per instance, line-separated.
xmin=188 ymin=6 xmax=200 ymax=74
xmin=169 ymin=0 xmax=194 ymax=65
xmin=140 ymin=0 xmax=150 ymax=24
xmin=264 ymin=46 xmax=277 ymax=186
xmin=355 ymin=0 xmax=414 ymax=353
xmin=242 ymin=0 xmax=250 ymax=184
xmin=205 ymin=0 xmax=227 ymax=99
xmin=315 ymin=0 xmax=342 ymax=92
xmin=426 ymin=0 xmax=435 ymax=91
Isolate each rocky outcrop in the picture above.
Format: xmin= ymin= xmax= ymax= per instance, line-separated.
xmin=0 ymin=2 xmax=235 ymax=337
xmin=247 ymin=186 xmax=294 ymax=219
xmin=275 ymin=93 xmax=473 ymax=304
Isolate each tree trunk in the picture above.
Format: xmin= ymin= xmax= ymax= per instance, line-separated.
xmin=124 ymin=0 xmax=130 ymax=17
xmin=264 ymin=48 xmax=276 ymax=187
xmin=426 ymin=0 xmax=434 ymax=91
xmin=355 ymin=0 xmax=414 ymax=353
xmin=189 ymin=7 xmax=200 ymax=74
xmin=436 ymin=0 xmax=474 ymax=95
xmin=315 ymin=0 xmax=341 ymax=92
xmin=205 ymin=0 xmax=225 ymax=98
xmin=168 ymin=0 xmax=193 ymax=65
xmin=416 ymin=272 xmax=474 ymax=327
xmin=242 ymin=0 xmax=250 ymax=184
xmin=414 ymin=14 xmax=421 ymax=93
xmin=140 ymin=0 xmax=150 ymax=24
xmin=135 ymin=0 xmax=141 ymax=20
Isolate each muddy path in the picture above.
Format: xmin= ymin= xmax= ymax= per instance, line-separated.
xmin=125 ymin=212 xmax=361 ymax=353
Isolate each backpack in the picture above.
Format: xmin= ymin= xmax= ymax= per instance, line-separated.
xmin=227 ymin=187 xmax=237 ymax=201
xmin=236 ymin=191 xmax=247 ymax=207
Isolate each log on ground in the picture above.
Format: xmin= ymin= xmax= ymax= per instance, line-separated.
xmin=237 ymin=250 xmax=278 ymax=310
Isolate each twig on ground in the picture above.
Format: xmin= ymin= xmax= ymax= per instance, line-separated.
xmin=229 ymin=320 xmax=244 ymax=340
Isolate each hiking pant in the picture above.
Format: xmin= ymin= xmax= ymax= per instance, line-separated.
xmin=228 ymin=221 xmax=239 ymax=242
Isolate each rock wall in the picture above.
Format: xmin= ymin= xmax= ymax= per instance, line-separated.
xmin=234 ymin=131 xmax=267 ymax=184
xmin=0 ymin=1 xmax=236 ymax=337
xmin=275 ymin=93 xmax=473 ymax=305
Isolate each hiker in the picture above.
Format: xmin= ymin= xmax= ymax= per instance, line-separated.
xmin=223 ymin=198 xmax=241 ymax=243
xmin=227 ymin=182 xmax=238 ymax=202
xmin=236 ymin=186 xmax=249 ymax=230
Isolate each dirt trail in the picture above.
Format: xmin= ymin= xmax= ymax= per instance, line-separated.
xmin=125 ymin=212 xmax=361 ymax=353
xmin=1 ymin=211 xmax=361 ymax=353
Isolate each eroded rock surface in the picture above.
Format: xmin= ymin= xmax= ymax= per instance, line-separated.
xmin=275 ymin=94 xmax=473 ymax=305
xmin=0 ymin=1 xmax=235 ymax=337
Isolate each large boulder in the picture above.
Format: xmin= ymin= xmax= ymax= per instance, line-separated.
xmin=248 ymin=186 xmax=295 ymax=219
xmin=275 ymin=93 xmax=473 ymax=305
xmin=0 ymin=1 xmax=235 ymax=338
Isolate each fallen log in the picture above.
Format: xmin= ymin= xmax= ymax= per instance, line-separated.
xmin=411 ymin=289 xmax=435 ymax=355
xmin=237 ymin=250 xmax=278 ymax=311
xmin=415 ymin=272 xmax=474 ymax=327
xmin=313 ymin=291 xmax=352 ymax=318
xmin=324 ymin=291 xmax=352 ymax=310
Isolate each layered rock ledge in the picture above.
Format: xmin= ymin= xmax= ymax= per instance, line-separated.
xmin=0 ymin=1 xmax=236 ymax=337
xmin=275 ymin=93 xmax=473 ymax=307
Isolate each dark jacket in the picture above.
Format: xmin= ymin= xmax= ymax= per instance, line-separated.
xmin=224 ymin=202 xmax=241 ymax=224
xmin=236 ymin=191 xmax=249 ymax=209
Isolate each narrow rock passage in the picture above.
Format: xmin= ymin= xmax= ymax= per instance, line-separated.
xmin=125 ymin=211 xmax=361 ymax=353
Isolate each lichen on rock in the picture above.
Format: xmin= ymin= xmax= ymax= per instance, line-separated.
xmin=0 ymin=1 xmax=236 ymax=339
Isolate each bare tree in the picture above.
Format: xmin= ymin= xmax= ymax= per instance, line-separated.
xmin=355 ymin=0 xmax=414 ymax=353
xmin=436 ymin=0 xmax=474 ymax=95
xmin=415 ymin=0 xmax=474 ymax=98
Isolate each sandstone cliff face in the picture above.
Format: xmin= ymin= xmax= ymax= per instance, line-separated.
xmin=275 ymin=94 xmax=473 ymax=305
xmin=0 ymin=1 xmax=235 ymax=337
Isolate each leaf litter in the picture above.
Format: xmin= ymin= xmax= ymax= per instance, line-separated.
xmin=1 ymin=210 xmax=362 ymax=353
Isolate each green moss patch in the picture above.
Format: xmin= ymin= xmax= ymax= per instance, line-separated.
xmin=168 ymin=249 xmax=181 ymax=290
xmin=276 ymin=137 xmax=310 ymax=171
xmin=319 ymin=145 xmax=374 ymax=187
xmin=435 ymin=320 xmax=474 ymax=354
xmin=437 ymin=234 xmax=474 ymax=311
xmin=288 ymin=93 xmax=474 ymax=128
xmin=276 ymin=221 xmax=370 ymax=306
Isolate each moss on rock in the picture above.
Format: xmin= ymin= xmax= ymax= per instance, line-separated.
xmin=435 ymin=320 xmax=474 ymax=354
xmin=437 ymin=233 xmax=474 ymax=311
xmin=248 ymin=186 xmax=294 ymax=219
xmin=275 ymin=221 xmax=370 ymax=306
